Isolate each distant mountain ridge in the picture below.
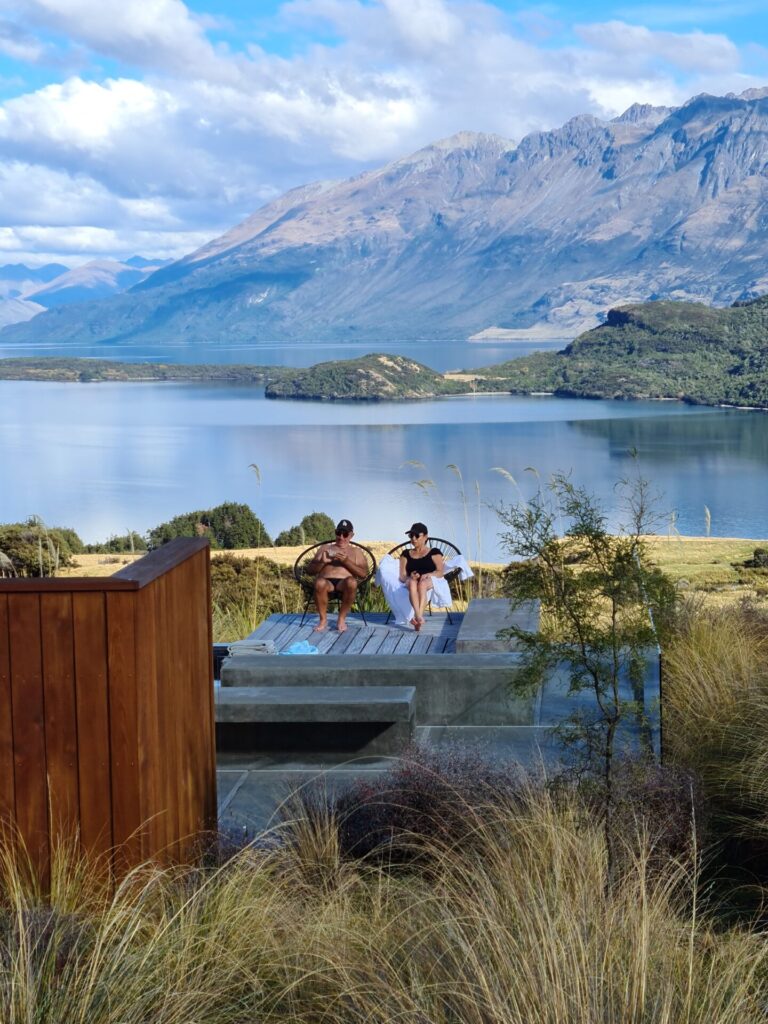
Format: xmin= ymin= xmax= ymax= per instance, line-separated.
xmin=0 ymin=256 xmax=171 ymax=325
xmin=4 ymin=88 xmax=768 ymax=345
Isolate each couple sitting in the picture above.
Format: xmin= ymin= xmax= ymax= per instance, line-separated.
xmin=307 ymin=518 xmax=449 ymax=633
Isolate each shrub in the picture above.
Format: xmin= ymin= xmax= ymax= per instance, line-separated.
xmin=274 ymin=511 xmax=335 ymax=547
xmin=210 ymin=553 xmax=301 ymax=640
xmin=608 ymin=758 xmax=705 ymax=869
xmin=147 ymin=502 xmax=271 ymax=550
xmin=328 ymin=745 xmax=527 ymax=863
xmin=85 ymin=531 xmax=147 ymax=554
xmin=0 ymin=518 xmax=82 ymax=577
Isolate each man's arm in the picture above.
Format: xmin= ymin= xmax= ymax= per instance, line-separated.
xmin=338 ymin=546 xmax=368 ymax=579
xmin=306 ymin=544 xmax=330 ymax=575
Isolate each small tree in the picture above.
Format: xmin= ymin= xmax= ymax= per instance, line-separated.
xmin=497 ymin=473 xmax=676 ymax=881
xmin=274 ymin=512 xmax=335 ymax=547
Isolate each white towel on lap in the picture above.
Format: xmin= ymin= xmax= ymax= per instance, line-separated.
xmin=375 ymin=552 xmax=475 ymax=620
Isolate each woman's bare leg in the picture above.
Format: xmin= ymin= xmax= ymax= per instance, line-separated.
xmin=417 ymin=578 xmax=433 ymax=622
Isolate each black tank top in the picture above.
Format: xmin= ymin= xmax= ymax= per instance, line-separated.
xmin=404 ymin=547 xmax=441 ymax=575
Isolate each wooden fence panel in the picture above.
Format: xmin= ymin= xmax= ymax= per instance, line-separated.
xmin=0 ymin=538 xmax=215 ymax=884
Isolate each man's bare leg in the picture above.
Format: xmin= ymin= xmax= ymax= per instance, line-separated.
xmin=313 ymin=579 xmax=330 ymax=631
xmin=336 ymin=578 xmax=357 ymax=632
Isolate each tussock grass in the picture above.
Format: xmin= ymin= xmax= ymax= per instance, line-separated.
xmin=2 ymin=786 xmax=768 ymax=1023
xmin=665 ymin=601 xmax=768 ymax=838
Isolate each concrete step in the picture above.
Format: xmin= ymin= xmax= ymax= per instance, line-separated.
xmin=216 ymin=685 xmax=415 ymax=723
xmin=455 ymin=598 xmax=539 ymax=653
xmin=216 ymin=685 xmax=415 ymax=756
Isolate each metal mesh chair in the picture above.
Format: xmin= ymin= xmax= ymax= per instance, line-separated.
xmin=386 ymin=536 xmax=463 ymax=624
xmin=293 ymin=540 xmax=377 ymax=626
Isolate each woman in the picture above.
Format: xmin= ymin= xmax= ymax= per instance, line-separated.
xmin=399 ymin=522 xmax=445 ymax=631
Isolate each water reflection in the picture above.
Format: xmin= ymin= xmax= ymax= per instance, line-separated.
xmin=0 ymin=380 xmax=765 ymax=557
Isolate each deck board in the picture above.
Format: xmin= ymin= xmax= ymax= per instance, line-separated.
xmin=241 ymin=611 xmax=463 ymax=657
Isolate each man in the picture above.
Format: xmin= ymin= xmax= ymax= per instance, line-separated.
xmin=307 ymin=518 xmax=368 ymax=633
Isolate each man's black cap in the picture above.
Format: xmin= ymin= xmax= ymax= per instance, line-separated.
xmin=335 ymin=519 xmax=354 ymax=533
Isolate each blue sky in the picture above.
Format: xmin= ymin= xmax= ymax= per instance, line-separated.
xmin=0 ymin=0 xmax=766 ymax=265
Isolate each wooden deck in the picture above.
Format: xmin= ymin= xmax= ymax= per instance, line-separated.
xmin=247 ymin=611 xmax=462 ymax=656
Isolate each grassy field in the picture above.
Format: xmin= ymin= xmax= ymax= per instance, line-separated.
xmin=64 ymin=535 xmax=768 ymax=588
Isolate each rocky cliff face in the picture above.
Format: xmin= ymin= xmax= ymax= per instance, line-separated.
xmin=4 ymin=89 xmax=768 ymax=346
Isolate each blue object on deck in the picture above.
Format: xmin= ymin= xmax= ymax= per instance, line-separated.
xmin=279 ymin=640 xmax=320 ymax=656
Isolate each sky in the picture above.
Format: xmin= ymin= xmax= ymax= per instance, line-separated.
xmin=0 ymin=0 xmax=766 ymax=266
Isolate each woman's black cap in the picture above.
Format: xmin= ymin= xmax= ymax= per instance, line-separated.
xmin=406 ymin=522 xmax=428 ymax=536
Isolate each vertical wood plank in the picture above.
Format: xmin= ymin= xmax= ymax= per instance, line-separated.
xmin=0 ymin=595 xmax=16 ymax=829
xmin=106 ymin=591 xmax=141 ymax=871
xmin=135 ymin=582 xmax=163 ymax=860
xmin=157 ymin=571 xmax=181 ymax=859
xmin=176 ymin=555 xmax=196 ymax=854
xmin=8 ymin=594 xmax=49 ymax=882
xmin=73 ymin=593 xmax=113 ymax=861
xmin=40 ymin=593 xmax=80 ymax=841
xmin=201 ymin=550 xmax=217 ymax=834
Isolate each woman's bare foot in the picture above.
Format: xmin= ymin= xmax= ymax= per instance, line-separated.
xmin=336 ymin=620 xmax=348 ymax=633
xmin=413 ymin=617 xmax=423 ymax=631
xmin=313 ymin=621 xmax=327 ymax=632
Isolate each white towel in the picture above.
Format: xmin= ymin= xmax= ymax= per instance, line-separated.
xmin=227 ymin=638 xmax=276 ymax=656
xmin=444 ymin=554 xmax=474 ymax=582
xmin=374 ymin=551 xmax=473 ymax=619
xmin=375 ymin=555 xmax=413 ymax=624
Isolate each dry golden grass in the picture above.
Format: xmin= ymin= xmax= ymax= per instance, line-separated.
xmin=3 ymin=787 xmax=768 ymax=1023
xmin=62 ymin=541 xmax=504 ymax=577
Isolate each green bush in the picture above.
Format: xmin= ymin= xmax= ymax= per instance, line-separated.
xmin=211 ymin=553 xmax=300 ymax=613
xmin=85 ymin=532 xmax=147 ymax=554
xmin=274 ymin=511 xmax=335 ymax=547
xmin=147 ymin=502 xmax=271 ymax=550
xmin=0 ymin=518 xmax=82 ymax=577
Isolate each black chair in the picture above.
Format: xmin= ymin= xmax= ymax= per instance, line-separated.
xmin=385 ymin=536 xmax=463 ymax=624
xmin=293 ymin=540 xmax=377 ymax=626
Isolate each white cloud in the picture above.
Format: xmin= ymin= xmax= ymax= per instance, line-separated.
xmin=9 ymin=0 xmax=235 ymax=78
xmin=576 ymin=21 xmax=740 ymax=74
xmin=0 ymin=0 xmax=765 ymax=263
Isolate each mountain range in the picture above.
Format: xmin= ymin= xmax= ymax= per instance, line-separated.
xmin=0 ymin=256 xmax=171 ymax=328
xmin=3 ymin=88 xmax=768 ymax=346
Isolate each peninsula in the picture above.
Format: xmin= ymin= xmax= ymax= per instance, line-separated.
xmin=4 ymin=293 xmax=768 ymax=408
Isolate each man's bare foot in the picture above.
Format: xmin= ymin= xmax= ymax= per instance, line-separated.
xmin=313 ymin=622 xmax=327 ymax=632
xmin=336 ymin=620 xmax=348 ymax=633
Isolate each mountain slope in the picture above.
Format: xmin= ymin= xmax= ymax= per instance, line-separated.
xmin=4 ymin=90 xmax=768 ymax=345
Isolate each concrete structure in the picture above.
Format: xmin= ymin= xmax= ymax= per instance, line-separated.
xmin=455 ymin=598 xmax=540 ymax=653
xmin=221 ymin=653 xmax=531 ymax=725
xmin=214 ymin=599 xmax=662 ymax=837
xmin=216 ymin=685 xmax=415 ymax=756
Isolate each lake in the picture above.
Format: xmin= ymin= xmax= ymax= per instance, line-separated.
xmin=0 ymin=337 xmax=566 ymax=372
xmin=2 ymin=376 xmax=767 ymax=560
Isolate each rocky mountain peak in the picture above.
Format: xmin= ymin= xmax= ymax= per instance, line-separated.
xmin=5 ymin=89 xmax=768 ymax=345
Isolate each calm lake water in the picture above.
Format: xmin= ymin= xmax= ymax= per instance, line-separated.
xmin=0 ymin=337 xmax=566 ymax=372
xmin=2 ymin=375 xmax=766 ymax=559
